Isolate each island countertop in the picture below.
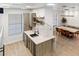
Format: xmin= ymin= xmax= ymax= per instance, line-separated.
xmin=24 ymin=30 xmax=55 ymax=45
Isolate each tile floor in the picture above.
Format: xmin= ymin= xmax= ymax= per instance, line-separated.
xmin=5 ymin=33 xmax=79 ymax=56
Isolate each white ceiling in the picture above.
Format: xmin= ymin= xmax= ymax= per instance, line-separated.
xmin=57 ymin=3 xmax=79 ymax=10
xmin=0 ymin=3 xmax=79 ymax=10
xmin=0 ymin=3 xmax=47 ymax=9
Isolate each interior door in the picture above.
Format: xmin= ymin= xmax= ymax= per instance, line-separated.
xmin=23 ymin=13 xmax=30 ymax=31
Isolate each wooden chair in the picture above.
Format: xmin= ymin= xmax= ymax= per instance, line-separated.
xmin=75 ymin=31 xmax=79 ymax=37
xmin=56 ymin=28 xmax=61 ymax=34
xmin=60 ymin=29 xmax=65 ymax=36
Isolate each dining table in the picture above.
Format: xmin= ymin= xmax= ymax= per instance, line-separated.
xmin=56 ymin=26 xmax=79 ymax=38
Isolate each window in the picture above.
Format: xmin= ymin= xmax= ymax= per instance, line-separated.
xmin=8 ymin=14 xmax=22 ymax=36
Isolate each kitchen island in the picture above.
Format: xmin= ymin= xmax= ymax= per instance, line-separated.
xmin=24 ymin=30 xmax=55 ymax=56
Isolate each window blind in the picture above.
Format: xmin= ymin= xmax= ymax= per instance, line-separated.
xmin=8 ymin=14 xmax=22 ymax=36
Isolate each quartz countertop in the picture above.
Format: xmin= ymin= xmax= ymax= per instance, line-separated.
xmin=24 ymin=30 xmax=55 ymax=45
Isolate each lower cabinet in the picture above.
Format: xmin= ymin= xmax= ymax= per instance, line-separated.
xmin=23 ymin=33 xmax=28 ymax=47
xmin=0 ymin=51 xmax=3 ymax=56
xmin=26 ymin=35 xmax=54 ymax=56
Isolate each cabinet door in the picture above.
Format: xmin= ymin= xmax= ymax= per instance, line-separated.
xmin=23 ymin=33 xmax=28 ymax=48
xmin=23 ymin=33 xmax=26 ymax=45
xmin=0 ymin=51 xmax=3 ymax=56
xmin=0 ymin=48 xmax=3 ymax=56
xmin=26 ymin=36 xmax=36 ymax=56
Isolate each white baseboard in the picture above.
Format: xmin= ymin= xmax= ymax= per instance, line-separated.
xmin=4 ymin=34 xmax=23 ymax=45
xmin=4 ymin=39 xmax=23 ymax=45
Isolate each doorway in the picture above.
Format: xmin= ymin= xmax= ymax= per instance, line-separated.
xmin=23 ymin=13 xmax=30 ymax=31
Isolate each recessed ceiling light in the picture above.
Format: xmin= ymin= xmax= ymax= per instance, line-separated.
xmin=47 ymin=3 xmax=56 ymax=6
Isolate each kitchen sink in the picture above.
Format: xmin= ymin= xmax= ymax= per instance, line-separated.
xmin=30 ymin=33 xmax=38 ymax=37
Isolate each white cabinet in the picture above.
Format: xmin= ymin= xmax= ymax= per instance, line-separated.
xmin=0 ymin=27 xmax=3 ymax=56
xmin=0 ymin=51 xmax=3 ymax=56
